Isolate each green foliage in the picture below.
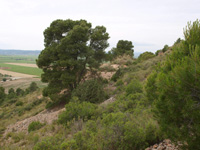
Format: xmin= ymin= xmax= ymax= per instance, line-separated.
xmin=184 ymin=19 xmax=200 ymax=48
xmin=28 ymin=121 xmax=45 ymax=133
xmin=137 ymin=51 xmax=155 ymax=62
xmin=0 ymin=87 xmax=6 ymax=104
xmin=111 ymin=40 xmax=134 ymax=58
xmin=15 ymin=101 xmax=23 ymax=106
xmin=29 ymin=82 xmax=39 ymax=92
xmin=111 ymin=68 xmax=123 ymax=82
xmin=162 ymin=44 xmax=169 ymax=53
xmin=7 ymin=88 xmax=16 ymax=99
xmin=174 ymin=38 xmax=182 ymax=45
xmin=64 ymin=110 xmax=161 ymax=150
xmin=2 ymin=78 xmax=6 ymax=82
xmin=125 ymin=79 xmax=143 ymax=96
xmin=33 ymin=135 xmax=65 ymax=150
xmin=155 ymin=50 xmax=162 ymax=56
xmin=145 ymin=20 xmax=200 ymax=149
xmin=58 ymin=98 xmax=97 ymax=124
xmin=16 ymin=88 xmax=25 ymax=96
xmin=72 ymin=79 xmax=106 ymax=103
xmin=37 ymin=19 xmax=109 ymax=105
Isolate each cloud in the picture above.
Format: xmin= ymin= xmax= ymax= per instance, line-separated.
xmin=0 ymin=0 xmax=200 ymax=52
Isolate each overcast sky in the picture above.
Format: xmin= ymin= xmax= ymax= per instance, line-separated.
xmin=0 ymin=0 xmax=200 ymax=53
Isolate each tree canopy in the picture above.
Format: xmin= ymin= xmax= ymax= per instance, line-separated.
xmin=111 ymin=40 xmax=134 ymax=58
xmin=37 ymin=19 xmax=109 ymax=103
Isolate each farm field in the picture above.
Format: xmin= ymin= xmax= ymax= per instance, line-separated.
xmin=0 ymin=55 xmax=42 ymax=77
xmin=0 ymin=55 xmax=37 ymax=63
xmin=0 ymin=63 xmax=42 ymax=77
xmin=6 ymin=63 xmax=37 ymax=68
xmin=0 ymin=55 xmax=47 ymax=92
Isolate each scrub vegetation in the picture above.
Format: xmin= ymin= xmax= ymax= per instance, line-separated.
xmin=0 ymin=19 xmax=200 ymax=150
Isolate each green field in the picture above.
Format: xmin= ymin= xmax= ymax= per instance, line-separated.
xmin=0 ymin=55 xmax=42 ymax=77
xmin=0 ymin=63 xmax=42 ymax=77
xmin=0 ymin=55 xmax=37 ymax=64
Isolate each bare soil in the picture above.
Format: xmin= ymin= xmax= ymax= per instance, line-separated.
xmin=6 ymin=63 xmax=38 ymax=68
xmin=0 ymin=69 xmax=37 ymax=78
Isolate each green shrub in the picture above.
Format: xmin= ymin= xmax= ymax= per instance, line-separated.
xmin=33 ymin=135 xmax=65 ymax=150
xmin=72 ymin=79 xmax=106 ymax=103
xmin=15 ymin=101 xmax=23 ymax=106
xmin=28 ymin=121 xmax=45 ymax=133
xmin=0 ymin=87 xmax=6 ymax=104
xmin=125 ymin=79 xmax=143 ymax=96
xmin=111 ymin=68 xmax=123 ymax=82
xmin=66 ymin=111 xmax=161 ymax=150
xmin=145 ymin=20 xmax=200 ymax=149
xmin=58 ymin=98 xmax=97 ymax=124
xmin=16 ymin=88 xmax=25 ymax=96
xmin=29 ymin=82 xmax=39 ymax=93
xmin=137 ymin=51 xmax=155 ymax=62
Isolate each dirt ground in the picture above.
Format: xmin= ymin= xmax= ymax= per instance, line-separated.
xmin=0 ymin=69 xmax=37 ymax=78
xmin=0 ymin=77 xmax=41 ymax=93
xmin=6 ymin=63 xmax=38 ymax=68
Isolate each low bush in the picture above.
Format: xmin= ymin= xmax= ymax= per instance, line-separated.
xmin=72 ymin=79 xmax=106 ymax=103
xmin=28 ymin=121 xmax=45 ymax=133
xmin=58 ymin=98 xmax=97 ymax=125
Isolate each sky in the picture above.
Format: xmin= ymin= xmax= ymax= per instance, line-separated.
xmin=0 ymin=0 xmax=200 ymax=53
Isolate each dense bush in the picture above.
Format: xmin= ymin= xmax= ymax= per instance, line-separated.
xmin=62 ymin=110 xmax=161 ymax=150
xmin=0 ymin=87 xmax=6 ymax=104
xmin=125 ymin=79 xmax=143 ymax=96
xmin=33 ymin=135 xmax=65 ymax=150
xmin=28 ymin=82 xmax=39 ymax=93
xmin=137 ymin=51 xmax=155 ymax=62
xmin=58 ymin=98 xmax=97 ymax=124
xmin=28 ymin=121 xmax=45 ymax=133
xmin=111 ymin=68 xmax=123 ymax=82
xmin=145 ymin=20 xmax=200 ymax=149
xmin=72 ymin=79 xmax=106 ymax=103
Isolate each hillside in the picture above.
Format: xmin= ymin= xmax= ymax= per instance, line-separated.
xmin=0 ymin=19 xmax=200 ymax=150
xmin=0 ymin=51 xmax=168 ymax=149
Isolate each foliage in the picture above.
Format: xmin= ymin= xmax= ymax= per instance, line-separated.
xmin=184 ymin=19 xmax=200 ymax=48
xmin=0 ymin=87 xmax=6 ymax=104
xmin=145 ymin=20 xmax=200 ymax=149
xmin=155 ymin=50 xmax=162 ymax=56
xmin=111 ymin=68 xmax=123 ymax=82
xmin=137 ymin=51 xmax=155 ymax=62
xmin=63 ymin=109 xmax=161 ymax=150
xmin=2 ymin=78 xmax=6 ymax=82
xmin=33 ymin=135 xmax=65 ymax=150
xmin=110 ymin=40 xmax=134 ymax=58
xmin=36 ymin=19 xmax=109 ymax=104
xmin=58 ymin=98 xmax=97 ymax=124
xmin=7 ymin=88 xmax=16 ymax=99
xmin=125 ymin=79 xmax=143 ymax=96
xmin=15 ymin=101 xmax=23 ymax=106
xmin=28 ymin=121 xmax=45 ymax=133
xmin=162 ymin=44 xmax=169 ymax=53
xmin=16 ymin=88 xmax=25 ymax=96
xmin=72 ymin=79 xmax=106 ymax=103
xmin=29 ymin=82 xmax=39 ymax=92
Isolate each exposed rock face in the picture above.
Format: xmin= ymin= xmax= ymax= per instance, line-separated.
xmin=145 ymin=139 xmax=180 ymax=150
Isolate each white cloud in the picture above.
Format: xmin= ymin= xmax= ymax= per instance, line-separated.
xmin=0 ymin=0 xmax=200 ymax=52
